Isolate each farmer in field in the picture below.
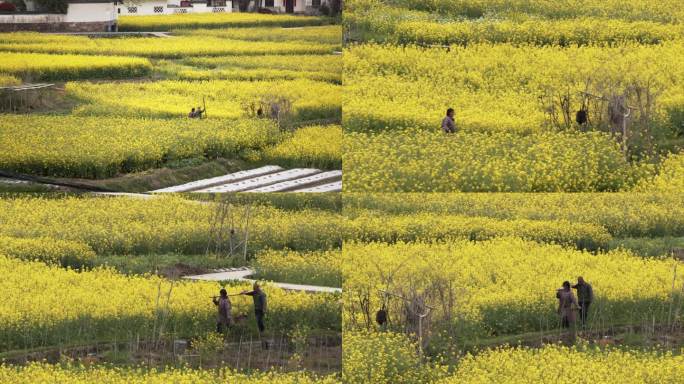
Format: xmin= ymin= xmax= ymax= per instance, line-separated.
xmin=188 ymin=107 xmax=196 ymax=118
xmin=441 ymin=107 xmax=457 ymax=133
xmin=241 ymin=282 xmax=267 ymax=333
xmin=213 ymin=288 xmax=233 ymax=334
xmin=556 ymin=281 xmax=578 ymax=329
xmin=572 ymin=276 xmax=594 ymax=327
xmin=195 ymin=106 xmax=205 ymax=119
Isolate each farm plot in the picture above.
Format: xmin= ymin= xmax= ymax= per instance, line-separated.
xmin=344 ymin=332 xmax=684 ymax=384
xmin=118 ymin=13 xmax=333 ymax=31
xmin=0 ymin=19 xmax=342 ymax=188
xmin=343 ymin=0 xmax=684 ymax=193
xmin=343 ymin=130 xmax=646 ymax=192
xmin=0 ymin=255 xmax=340 ymax=352
xmin=163 ymin=54 xmax=342 ymax=83
xmin=0 ymin=364 xmax=340 ymax=384
xmin=0 ymin=33 xmax=336 ymax=59
xmin=0 ymin=115 xmax=280 ymax=178
xmin=0 ymin=52 xmax=151 ymax=82
xmin=66 ymin=79 xmax=340 ymax=121
xmin=344 ymin=238 xmax=684 ymax=340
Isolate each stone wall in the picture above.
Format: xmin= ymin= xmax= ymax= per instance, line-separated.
xmin=0 ymin=21 xmax=115 ymax=32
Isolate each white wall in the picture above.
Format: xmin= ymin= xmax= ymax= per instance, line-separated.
xmin=118 ymin=1 xmax=233 ymax=15
xmin=65 ymin=2 xmax=117 ymax=22
xmin=0 ymin=14 xmax=66 ymax=24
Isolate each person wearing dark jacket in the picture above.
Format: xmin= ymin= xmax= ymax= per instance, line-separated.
xmin=572 ymin=276 xmax=593 ymax=327
xmin=241 ymin=282 xmax=267 ymax=333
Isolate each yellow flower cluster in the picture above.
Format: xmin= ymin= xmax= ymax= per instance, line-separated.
xmin=343 ymin=238 xmax=684 ymax=338
xmin=346 ymin=0 xmax=684 ymax=45
xmin=343 ymin=130 xmax=642 ymax=192
xmin=0 ymin=363 xmax=340 ymax=384
xmin=343 ymin=192 xmax=684 ymax=238
xmin=637 ymin=152 xmax=684 ymax=193
xmin=172 ymin=54 xmax=342 ymax=83
xmin=0 ymin=52 xmax=151 ymax=81
xmin=0 ymin=195 xmax=343 ymax=256
xmin=0 ymin=255 xmax=340 ymax=351
xmin=118 ymin=12 xmax=332 ymax=31
xmin=254 ymin=249 xmax=342 ymax=287
xmin=0 ymin=33 xmax=336 ymax=59
xmin=344 ymin=43 xmax=684 ymax=134
xmin=343 ymin=331 xmax=446 ymax=384
xmin=0 ymin=73 xmax=20 ymax=86
xmin=0 ymin=236 xmax=95 ymax=268
xmin=176 ymin=25 xmax=343 ymax=45
xmin=442 ymin=345 xmax=684 ymax=384
xmin=264 ymin=125 xmax=343 ymax=169
xmin=66 ymin=79 xmax=341 ymax=121
xmin=366 ymin=0 xmax=684 ymax=22
xmin=344 ymin=330 xmax=684 ymax=384
xmin=0 ymin=115 xmax=280 ymax=178
xmin=346 ymin=211 xmax=611 ymax=250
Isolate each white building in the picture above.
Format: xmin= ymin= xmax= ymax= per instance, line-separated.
xmin=249 ymin=0 xmax=329 ymax=14
xmin=0 ymin=0 xmax=117 ymax=32
xmin=117 ymin=0 xmax=232 ymax=16
xmin=117 ymin=0 xmax=329 ymax=15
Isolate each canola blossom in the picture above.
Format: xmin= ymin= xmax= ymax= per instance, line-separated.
xmin=66 ymin=79 xmax=341 ymax=122
xmin=118 ymin=13 xmax=332 ymax=31
xmin=0 ymin=256 xmax=340 ymax=351
xmin=344 ymin=43 xmax=684 ymax=134
xmin=441 ymin=345 xmax=684 ymax=384
xmin=344 ymin=331 xmax=684 ymax=384
xmin=0 ymin=195 xmax=343 ymax=256
xmin=0 ymin=363 xmax=340 ymax=384
xmin=0 ymin=236 xmax=95 ymax=268
xmin=0 ymin=73 xmax=21 ymax=86
xmin=0 ymin=52 xmax=151 ymax=81
xmin=343 ymin=238 xmax=684 ymax=338
xmin=263 ymin=125 xmax=343 ymax=169
xmin=345 ymin=0 xmax=684 ymax=45
xmin=343 ymin=130 xmax=644 ymax=192
xmin=360 ymin=0 xmax=684 ymax=23
xmin=175 ymin=25 xmax=343 ymax=45
xmin=0 ymin=33 xmax=336 ymax=59
xmin=637 ymin=152 xmax=684 ymax=193
xmin=0 ymin=115 xmax=280 ymax=178
xmin=343 ymin=192 xmax=684 ymax=238
xmin=169 ymin=54 xmax=342 ymax=83
xmin=254 ymin=249 xmax=342 ymax=287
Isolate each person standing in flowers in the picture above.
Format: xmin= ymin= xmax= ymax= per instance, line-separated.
xmin=241 ymin=282 xmax=267 ymax=333
xmin=556 ymin=281 xmax=578 ymax=329
xmin=213 ymin=288 xmax=233 ymax=334
xmin=441 ymin=107 xmax=457 ymax=133
xmin=572 ymin=276 xmax=594 ymax=327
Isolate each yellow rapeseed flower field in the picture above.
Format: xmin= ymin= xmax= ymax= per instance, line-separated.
xmin=0 ymin=256 xmax=340 ymax=351
xmin=343 ymin=130 xmax=645 ymax=192
xmin=0 ymin=33 xmax=336 ymax=58
xmin=0 ymin=195 xmax=343 ymax=255
xmin=343 ymin=238 xmax=684 ymax=338
xmin=0 ymin=363 xmax=340 ymax=384
xmin=264 ymin=125 xmax=343 ymax=169
xmin=254 ymin=249 xmax=342 ymax=287
xmin=66 ymin=79 xmax=341 ymax=121
xmin=0 ymin=52 xmax=151 ymax=81
xmin=175 ymin=25 xmax=343 ymax=45
xmin=0 ymin=115 xmax=280 ymax=178
xmin=441 ymin=345 xmax=684 ymax=384
xmin=344 ymin=43 xmax=684 ymax=134
xmin=118 ymin=12 xmax=332 ymax=31
xmin=342 ymin=192 xmax=684 ymax=238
